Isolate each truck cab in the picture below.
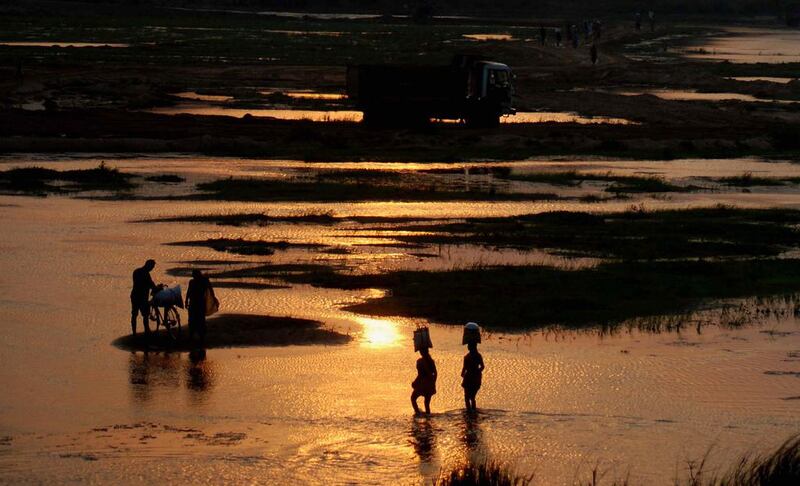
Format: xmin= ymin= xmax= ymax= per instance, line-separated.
xmin=466 ymin=60 xmax=515 ymax=125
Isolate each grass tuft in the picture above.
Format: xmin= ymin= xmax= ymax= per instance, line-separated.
xmin=436 ymin=461 xmax=533 ymax=486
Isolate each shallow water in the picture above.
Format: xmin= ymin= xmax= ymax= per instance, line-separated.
xmin=462 ymin=34 xmax=516 ymax=41
xmin=729 ymin=76 xmax=797 ymax=84
xmin=680 ymin=27 xmax=800 ymax=64
xmin=260 ymin=90 xmax=347 ymax=100
xmin=147 ymin=104 xmax=363 ymax=122
xmin=1 ymin=155 xmax=800 ymax=484
xmin=146 ymin=103 xmax=637 ymax=125
xmin=614 ymin=88 xmax=796 ymax=103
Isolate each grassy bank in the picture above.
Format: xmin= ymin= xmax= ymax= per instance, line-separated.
xmin=322 ymin=259 xmax=800 ymax=329
xmin=0 ymin=163 xmax=137 ymax=194
xmin=436 ymin=433 xmax=800 ymax=485
xmin=370 ymin=207 xmax=800 ymax=260
xmin=174 ymin=258 xmax=800 ymax=329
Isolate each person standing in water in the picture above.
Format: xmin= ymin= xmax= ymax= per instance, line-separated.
xmin=461 ymin=341 xmax=485 ymax=412
xmin=130 ymin=259 xmax=157 ymax=336
xmin=411 ymin=347 xmax=437 ymax=415
xmin=185 ymin=269 xmax=215 ymax=344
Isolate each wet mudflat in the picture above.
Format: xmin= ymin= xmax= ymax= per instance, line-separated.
xmin=3 ymin=4 xmax=800 ymax=483
xmin=1 ymin=155 xmax=800 ymax=484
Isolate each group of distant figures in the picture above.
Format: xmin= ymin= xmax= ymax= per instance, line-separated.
xmin=130 ymin=259 xmax=215 ymax=344
xmin=536 ymin=11 xmax=656 ymax=66
xmin=539 ymin=19 xmax=604 ymax=49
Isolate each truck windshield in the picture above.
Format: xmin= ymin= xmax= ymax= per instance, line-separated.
xmin=489 ymin=70 xmax=510 ymax=87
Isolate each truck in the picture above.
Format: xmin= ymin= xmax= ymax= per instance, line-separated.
xmin=346 ymin=55 xmax=515 ymax=127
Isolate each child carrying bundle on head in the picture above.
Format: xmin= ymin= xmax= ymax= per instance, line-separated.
xmin=461 ymin=322 xmax=485 ymax=412
xmin=411 ymin=326 xmax=436 ymax=415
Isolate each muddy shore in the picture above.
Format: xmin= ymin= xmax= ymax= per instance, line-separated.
xmin=112 ymin=313 xmax=351 ymax=351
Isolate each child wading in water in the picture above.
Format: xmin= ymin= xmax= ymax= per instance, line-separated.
xmin=411 ymin=347 xmax=437 ymax=415
xmin=461 ymin=341 xmax=485 ymax=412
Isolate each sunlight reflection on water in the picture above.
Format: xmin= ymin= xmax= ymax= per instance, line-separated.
xmin=357 ymin=316 xmax=403 ymax=349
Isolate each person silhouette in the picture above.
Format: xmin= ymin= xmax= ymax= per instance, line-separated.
xmin=185 ymin=269 xmax=215 ymax=344
xmin=130 ymin=259 xmax=157 ymax=336
xmin=411 ymin=347 xmax=437 ymax=415
xmin=461 ymin=341 xmax=485 ymax=412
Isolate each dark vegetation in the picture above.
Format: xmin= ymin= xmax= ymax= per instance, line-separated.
xmin=163 ymin=207 xmax=800 ymax=329
xmin=166 ymin=238 xmax=325 ymax=256
xmin=141 ymin=212 xmax=433 ymax=226
xmin=168 ymin=258 xmax=800 ymax=329
xmin=0 ymin=163 xmax=136 ymax=194
xmin=714 ymin=172 xmax=800 ymax=187
xmin=695 ymin=434 xmax=800 ymax=486
xmin=112 ymin=313 xmax=350 ymax=351
xmin=155 ymin=206 xmax=800 ymax=262
xmin=436 ymin=460 xmax=532 ymax=486
xmin=376 ymin=207 xmax=800 ymax=260
xmin=435 ymin=433 xmax=800 ymax=485
xmin=192 ymin=177 xmax=561 ymax=202
xmin=499 ymin=171 xmax=696 ymax=193
xmin=335 ymin=259 xmax=800 ymax=329
xmin=144 ymin=174 xmax=185 ymax=184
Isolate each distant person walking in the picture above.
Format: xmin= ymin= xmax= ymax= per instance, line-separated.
xmin=411 ymin=347 xmax=437 ymax=415
xmin=130 ymin=259 xmax=157 ymax=336
xmin=591 ymin=43 xmax=599 ymax=65
xmin=461 ymin=323 xmax=484 ymax=412
xmin=649 ymin=10 xmax=656 ymax=32
xmin=185 ymin=269 xmax=216 ymax=344
xmin=635 ymin=12 xmax=642 ymax=31
xmin=593 ymin=19 xmax=602 ymax=39
xmin=555 ymin=27 xmax=562 ymax=47
xmin=539 ymin=26 xmax=547 ymax=46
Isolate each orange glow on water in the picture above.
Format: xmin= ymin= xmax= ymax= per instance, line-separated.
xmin=356 ymin=317 xmax=402 ymax=349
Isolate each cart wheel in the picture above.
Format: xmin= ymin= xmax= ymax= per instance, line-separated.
xmin=164 ymin=307 xmax=180 ymax=341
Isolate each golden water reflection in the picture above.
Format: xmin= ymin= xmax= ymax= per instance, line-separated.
xmin=356 ymin=316 xmax=403 ymax=349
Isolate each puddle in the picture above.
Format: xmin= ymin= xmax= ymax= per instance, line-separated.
xmin=146 ymin=104 xmax=638 ymax=125
xmin=504 ymin=112 xmax=637 ymax=125
xmin=260 ymin=90 xmax=347 ymax=101
xmin=728 ymin=76 xmax=797 ymax=84
xmin=173 ymin=92 xmax=235 ymax=102
xmin=0 ymin=41 xmax=130 ymax=48
xmin=615 ymin=88 xmax=795 ymax=103
xmin=262 ymin=30 xmax=343 ymax=37
xmin=147 ymin=104 xmax=363 ymax=122
xmin=463 ymin=34 xmax=517 ymax=41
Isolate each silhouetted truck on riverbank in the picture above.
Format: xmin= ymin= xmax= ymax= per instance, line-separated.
xmin=346 ymin=55 xmax=515 ymax=127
